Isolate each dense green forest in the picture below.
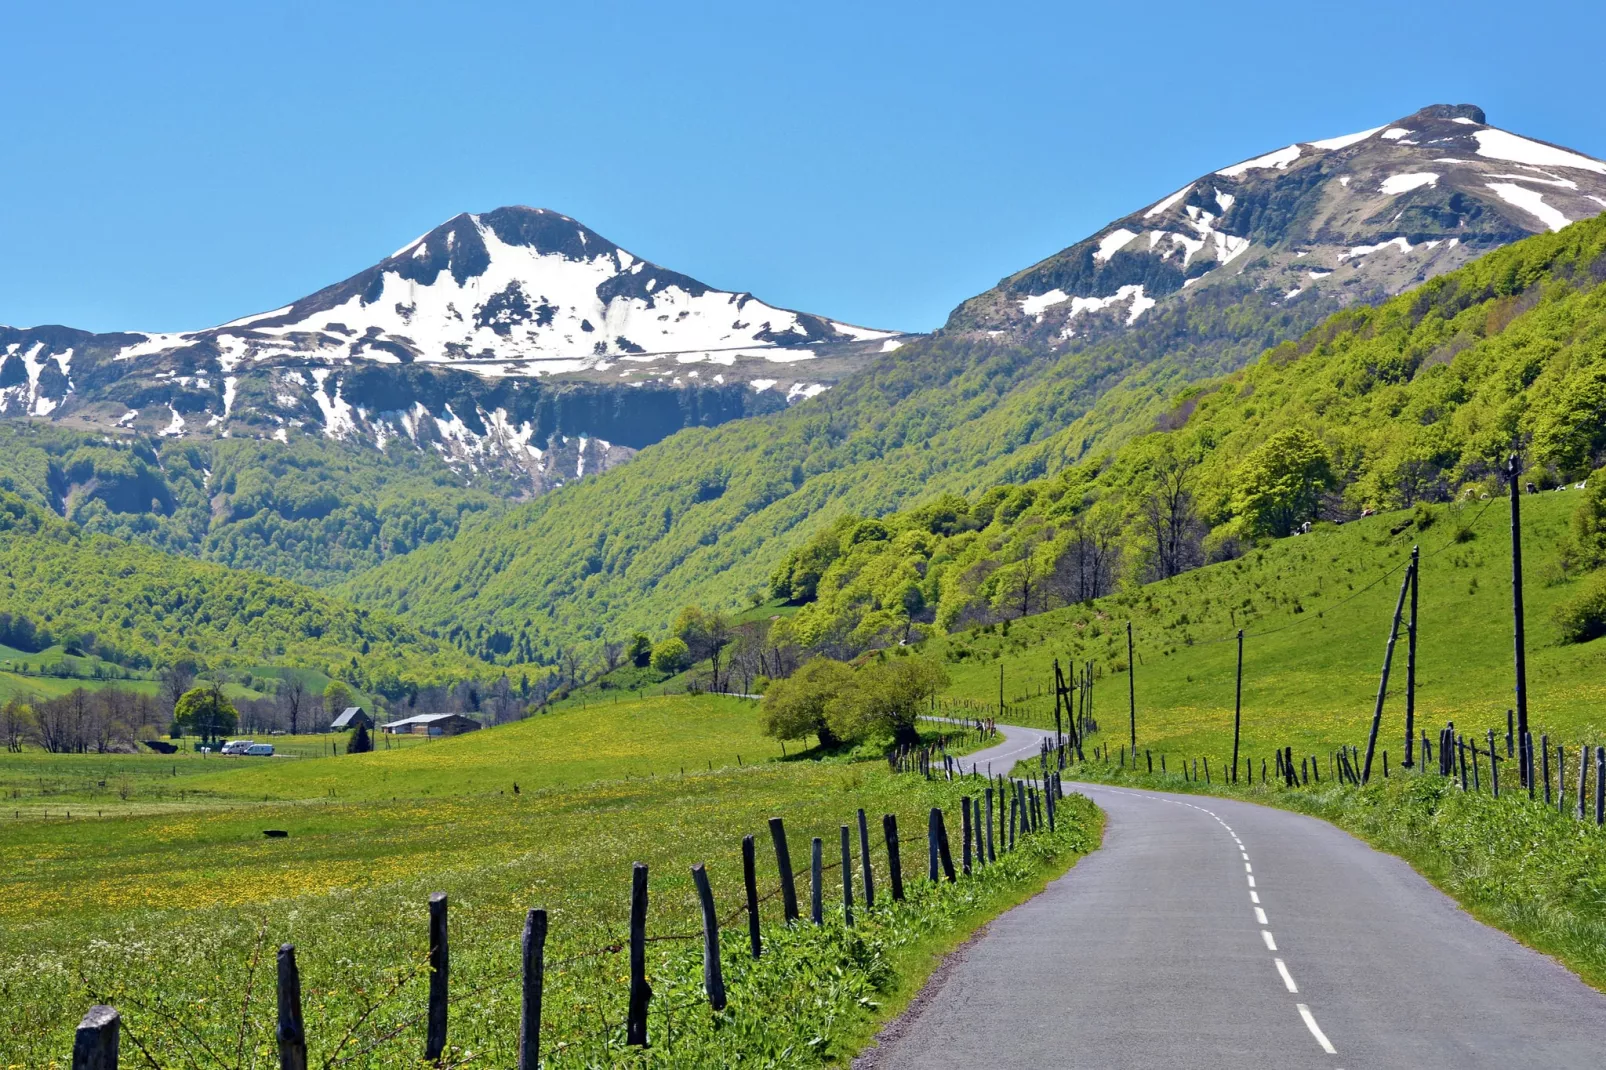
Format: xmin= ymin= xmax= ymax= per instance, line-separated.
xmin=0 ymin=490 xmax=489 ymax=691
xmin=340 ymin=272 xmax=1358 ymax=663
xmin=765 ymin=214 xmax=1606 ymax=649
xmin=0 ymin=427 xmax=507 ymax=587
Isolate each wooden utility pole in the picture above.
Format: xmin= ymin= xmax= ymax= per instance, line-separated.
xmin=1364 ymin=560 xmax=1414 ymax=783
xmin=1403 ymin=545 xmax=1419 ymax=768
xmin=1508 ymin=454 xmax=1530 ymax=787
xmin=1231 ymin=630 xmax=1243 ymax=782
xmin=1127 ymin=622 xmax=1137 ymax=755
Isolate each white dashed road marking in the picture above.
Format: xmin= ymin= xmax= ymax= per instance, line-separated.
xmin=1298 ymin=1003 xmax=1338 ymax=1054
xmin=1087 ymin=786 xmax=1336 ymax=1056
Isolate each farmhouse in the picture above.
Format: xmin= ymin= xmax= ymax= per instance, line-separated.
xmin=329 ymin=706 xmax=373 ymax=732
xmin=381 ymin=712 xmax=482 ymax=737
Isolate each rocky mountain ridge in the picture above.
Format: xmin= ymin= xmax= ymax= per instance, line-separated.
xmin=0 ymin=207 xmax=904 ymax=491
xmin=948 ymin=104 xmax=1606 ymax=345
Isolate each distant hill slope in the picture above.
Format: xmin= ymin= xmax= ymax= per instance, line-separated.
xmin=341 ymin=106 xmax=1606 ymax=664
xmin=0 ymin=491 xmax=487 ymax=688
xmin=769 ymin=212 xmax=1606 ymax=648
xmin=0 ymin=206 xmax=902 ymax=491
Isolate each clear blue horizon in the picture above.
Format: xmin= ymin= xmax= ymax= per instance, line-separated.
xmin=4 ymin=0 xmax=1604 ymax=335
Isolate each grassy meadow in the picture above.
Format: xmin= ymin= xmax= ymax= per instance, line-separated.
xmin=1 ymin=694 xmax=1095 ymax=1067
xmin=931 ymin=489 xmax=1606 ymax=764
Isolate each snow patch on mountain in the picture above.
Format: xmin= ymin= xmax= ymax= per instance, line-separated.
xmin=1473 ymin=129 xmax=1606 ymax=174
xmin=1381 ymin=172 xmax=1439 ymax=195
xmin=1486 ymin=183 xmax=1572 ymax=231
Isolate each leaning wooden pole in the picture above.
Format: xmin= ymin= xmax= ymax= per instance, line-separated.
xmin=1052 ymin=658 xmax=1064 ymax=748
xmin=1509 ymin=454 xmax=1530 ymax=787
xmin=1364 ymin=561 xmax=1415 ymax=783
xmin=1230 ymin=630 xmax=1243 ymax=783
xmin=1403 ymin=545 xmax=1419 ymax=768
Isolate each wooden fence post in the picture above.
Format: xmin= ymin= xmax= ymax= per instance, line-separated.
xmin=927 ymin=809 xmax=940 ymax=882
xmin=691 ymin=864 xmax=726 ymax=1010
xmin=426 ymin=893 xmax=448 ymax=1063
xmin=934 ymin=808 xmax=956 ymax=882
xmin=627 ymin=863 xmax=650 ymax=1047
xmin=840 ymin=826 xmax=855 ymax=926
xmin=1596 ymin=747 xmax=1605 ymax=826
xmin=768 ymin=818 xmax=798 ymax=923
xmin=1487 ymin=729 xmax=1498 ymax=797
xmin=516 ymin=910 xmax=548 ymax=1069
xmin=1525 ymin=732 xmax=1536 ymax=800
xmin=854 ymin=809 xmax=875 ymax=909
xmin=1541 ymin=735 xmax=1552 ymax=806
xmin=961 ymin=797 xmax=973 ymax=875
xmin=1579 ymin=746 xmax=1590 ymax=820
xmin=810 ymin=837 xmax=824 ymax=924
xmin=984 ymin=787 xmax=996 ymax=863
xmin=741 ymin=835 xmax=761 ymax=958
xmin=72 ymin=1005 xmax=119 ymax=1070
xmin=277 ymin=944 xmax=307 ymax=1070
xmin=883 ymin=813 xmax=904 ymax=900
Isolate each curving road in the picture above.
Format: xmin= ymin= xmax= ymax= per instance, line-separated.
xmin=859 ymin=722 xmax=1606 ymax=1069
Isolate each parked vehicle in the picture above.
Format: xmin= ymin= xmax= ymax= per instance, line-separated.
xmin=244 ymin=743 xmax=275 ymax=757
xmin=220 ymin=740 xmax=254 ymax=755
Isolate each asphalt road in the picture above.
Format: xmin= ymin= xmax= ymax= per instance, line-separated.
xmin=858 ymin=723 xmax=1606 ymax=1069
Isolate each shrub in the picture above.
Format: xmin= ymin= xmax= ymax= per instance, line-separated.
xmin=1554 ymin=570 xmax=1606 ymax=644
xmin=649 ymin=637 xmax=690 ymax=674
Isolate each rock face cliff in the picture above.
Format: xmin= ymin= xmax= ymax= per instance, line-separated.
xmin=0 ymin=206 xmax=904 ymax=490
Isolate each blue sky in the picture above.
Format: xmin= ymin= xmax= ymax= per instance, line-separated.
xmin=4 ymin=0 xmax=1604 ymax=334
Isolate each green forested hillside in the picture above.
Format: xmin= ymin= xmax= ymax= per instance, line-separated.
xmin=340 ymin=277 xmax=1352 ymax=663
xmin=0 ymin=427 xmax=506 ymax=587
xmin=758 ymin=214 xmax=1606 ymax=648
xmin=0 ymin=491 xmax=487 ymax=688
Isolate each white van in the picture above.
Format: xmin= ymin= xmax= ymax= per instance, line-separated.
xmin=244 ymin=743 xmax=275 ymax=757
xmin=220 ymin=739 xmax=254 ymax=755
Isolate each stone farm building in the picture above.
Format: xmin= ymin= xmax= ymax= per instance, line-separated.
xmin=381 ymin=712 xmax=483 ymax=737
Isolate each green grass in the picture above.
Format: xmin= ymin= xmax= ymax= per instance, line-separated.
xmin=1 ymin=695 xmax=1097 ymax=1066
xmin=929 ymin=490 xmax=1606 ymax=764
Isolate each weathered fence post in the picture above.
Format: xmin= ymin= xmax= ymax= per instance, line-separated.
xmin=927 ymin=809 xmax=940 ymax=882
xmin=961 ymin=797 xmax=973 ymax=875
xmin=518 ymin=909 xmax=547 ymax=1069
xmin=984 ymin=787 xmax=996 ymax=863
xmin=627 ymin=863 xmax=650 ymax=1047
xmin=691 ymin=864 xmax=726 ymax=1010
xmin=1525 ymin=732 xmax=1536 ymax=800
xmin=857 ymin=809 xmax=875 ymax=908
xmin=1487 ymin=729 xmax=1498 ymax=797
xmin=1579 ymin=746 xmax=1591 ymax=820
xmin=840 ymin=826 xmax=855 ymax=926
xmin=1596 ymin=747 xmax=1605 ymax=826
xmin=810 ymin=837 xmax=824 ymax=925
xmin=883 ymin=813 xmax=905 ymax=901
xmin=768 ymin=817 xmax=799 ymax=923
xmin=742 ymin=835 xmax=761 ymax=958
xmin=934 ymin=808 xmax=956 ymax=881
xmin=426 ymin=893 xmax=448 ymax=1063
xmin=73 ymin=1005 xmax=119 ymax=1070
xmin=1541 ymin=735 xmax=1552 ymax=806
xmin=277 ymin=944 xmax=307 ymax=1070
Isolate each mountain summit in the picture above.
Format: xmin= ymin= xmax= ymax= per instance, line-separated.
xmin=0 ymin=207 xmax=902 ymax=489
xmin=948 ymin=104 xmax=1606 ymax=342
